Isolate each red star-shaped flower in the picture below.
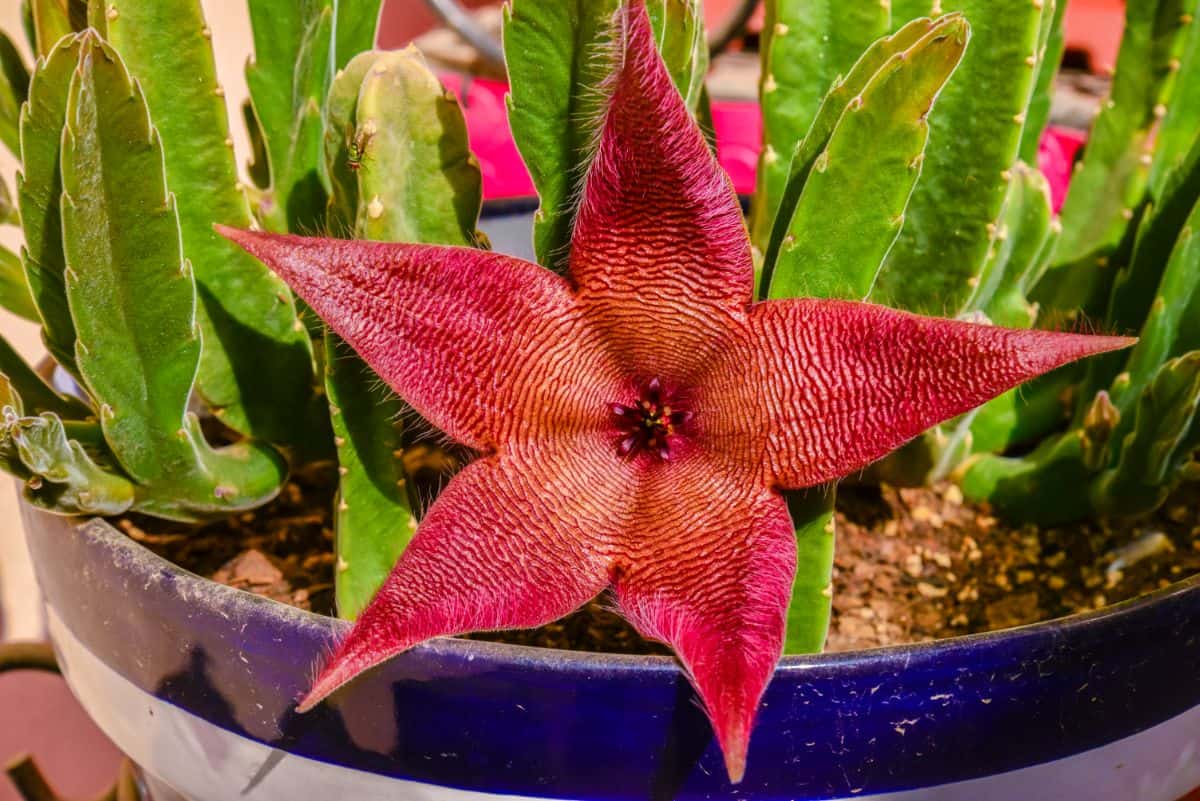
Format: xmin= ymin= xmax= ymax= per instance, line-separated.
xmin=221 ymin=2 xmax=1130 ymax=782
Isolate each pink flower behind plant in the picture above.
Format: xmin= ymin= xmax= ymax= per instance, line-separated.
xmin=1040 ymin=126 xmax=1086 ymax=212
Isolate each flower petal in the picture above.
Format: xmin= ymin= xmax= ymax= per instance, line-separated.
xmin=570 ymin=1 xmax=754 ymax=381
xmin=218 ymin=227 xmax=620 ymax=450
xmin=614 ymin=471 xmax=795 ymax=784
xmin=297 ymin=433 xmax=631 ymax=712
xmin=714 ymin=298 xmax=1135 ymax=489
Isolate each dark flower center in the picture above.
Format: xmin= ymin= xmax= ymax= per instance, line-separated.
xmin=610 ymin=378 xmax=693 ymax=461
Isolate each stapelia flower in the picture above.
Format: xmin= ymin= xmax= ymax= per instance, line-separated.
xmin=220 ymin=1 xmax=1131 ymax=782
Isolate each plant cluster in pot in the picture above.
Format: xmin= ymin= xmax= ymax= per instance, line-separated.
xmin=0 ymin=0 xmax=1199 ymax=799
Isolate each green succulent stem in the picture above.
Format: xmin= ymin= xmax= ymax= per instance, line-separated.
xmin=102 ymin=0 xmax=328 ymax=456
xmin=504 ymin=0 xmax=716 ymax=273
xmin=646 ymin=0 xmax=711 ymax=117
xmin=758 ymin=14 xmax=938 ymax=292
xmin=18 ymin=34 xmax=82 ymax=380
xmin=323 ymin=48 xmax=483 ymax=619
xmin=1017 ymin=0 xmax=1066 ymax=165
xmin=27 ymin=0 xmax=85 ymax=58
xmin=782 ymin=486 xmax=837 ymax=653
xmin=0 ymin=244 xmax=40 ymax=324
xmin=751 ymin=0 xmax=890 ymax=255
xmin=503 ymin=0 xmax=621 ymax=272
xmin=245 ymin=0 xmax=382 ymax=233
xmin=764 ymin=14 xmax=969 ymax=301
xmin=0 ymin=31 xmax=29 ymax=157
xmin=1036 ymin=0 xmax=1197 ymax=316
xmin=59 ymin=32 xmax=285 ymax=519
xmin=0 ymin=332 xmax=89 ymax=419
xmin=874 ymin=0 xmax=1049 ymax=314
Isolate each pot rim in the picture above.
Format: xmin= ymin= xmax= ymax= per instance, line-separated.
xmin=68 ymin=511 xmax=1200 ymax=674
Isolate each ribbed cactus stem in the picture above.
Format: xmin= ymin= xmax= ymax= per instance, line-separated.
xmin=873 ymin=0 xmax=1050 ymax=313
xmin=646 ymin=0 xmax=710 ymax=113
xmin=104 ymin=0 xmax=325 ymax=453
xmin=765 ymin=14 xmax=969 ymax=302
xmin=57 ymin=32 xmax=285 ymax=518
xmin=1037 ymin=0 xmax=1197 ymax=316
xmin=751 ymin=0 xmax=891 ymax=254
xmin=27 ymin=0 xmax=80 ymax=57
xmin=322 ymin=48 xmax=483 ymax=619
xmin=1091 ymin=354 xmax=1200 ymax=516
xmin=0 ymin=32 xmax=28 ymax=157
xmin=1148 ymin=6 xmax=1200 ymax=197
xmin=1018 ymin=0 xmax=1066 ymax=163
xmin=244 ymin=0 xmax=383 ymax=233
xmin=18 ymin=34 xmax=83 ymax=380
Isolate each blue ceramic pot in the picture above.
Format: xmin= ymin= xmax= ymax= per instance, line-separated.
xmin=20 ymin=497 xmax=1200 ymax=801
xmin=20 ymin=204 xmax=1200 ymax=800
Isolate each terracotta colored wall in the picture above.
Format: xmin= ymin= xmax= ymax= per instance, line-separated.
xmin=378 ymin=0 xmax=498 ymax=48
xmin=378 ymin=0 xmax=1125 ymax=71
xmin=1064 ymin=0 xmax=1125 ymax=73
xmin=377 ymin=0 xmax=767 ymax=48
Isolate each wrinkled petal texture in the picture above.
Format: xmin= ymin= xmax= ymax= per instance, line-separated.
xmin=704 ymin=299 xmax=1135 ymax=490
xmin=615 ymin=464 xmax=795 ymax=783
xmin=299 ymin=432 xmax=632 ymax=711
xmin=216 ymin=228 xmax=622 ymax=451
xmin=569 ymin=1 xmax=753 ymax=381
xmin=219 ymin=0 xmax=1136 ymax=785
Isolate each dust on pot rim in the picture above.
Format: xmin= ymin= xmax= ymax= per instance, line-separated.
xmin=21 ymin=500 xmax=1200 ymax=801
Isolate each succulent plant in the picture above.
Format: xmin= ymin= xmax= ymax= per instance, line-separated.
xmin=5 ymin=29 xmax=289 ymax=521
xmin=0 ymin=0 xmax=391 ymax=524
xmin=952 ymin=1 xmax=1200 ymax=522
xmin=0 ymin=0 xmax=1191 ymax=785
xmin=220 ymin=2 xmax=1126 ymax=780
xmin=841 ymin=0 xmax=1200 ymax=525
xmin=746 ymin=0 xmax=1200 ymax=529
